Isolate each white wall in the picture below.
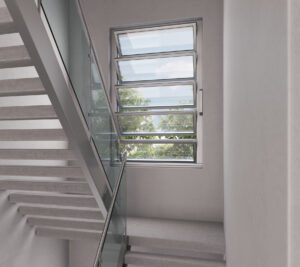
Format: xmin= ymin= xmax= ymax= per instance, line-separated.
xmin=0 ymin=192 xmax=68 ymax=267
xmin=290 ymin=0 xmax=300 ymax=266
xmin=80 ymin=0 xmax=224 ymax=222
xmin=69 ymin=240 xmax=98 ymax=267
xmin=224 ymin=0 xmax=289 ymax=266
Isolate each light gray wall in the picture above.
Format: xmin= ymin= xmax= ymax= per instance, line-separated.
xmin=224 ymin=0 xmax=289 ymax=266
xmin=0 ymin=192 xmax=68 ymax=267
xmin=69 ymin=240 xmax=98 ymax=267
xmin=80 ymin=0 xmax=224 ymax=222
xmin=290 ymin=0 xmax=300 ymax=266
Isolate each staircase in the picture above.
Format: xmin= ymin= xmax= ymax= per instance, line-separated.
xmin=0 ymin=3 xmax=104 ymax=237
xmin=0 ymin=1 xmax=226 ymax=267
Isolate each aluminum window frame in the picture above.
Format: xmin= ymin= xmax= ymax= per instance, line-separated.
xmin=114 ymin=22 xmax=197 ymax=56
xmin=111 ymin=19 xmax=202 ymax=164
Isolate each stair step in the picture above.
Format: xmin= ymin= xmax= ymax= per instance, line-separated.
xmin=0 ymin=129 xmax=66 ymax=141
xmin=19 ymin=206 xmax=103 ymax=220
xmin=0 ymin=45 xmax=31 ymax=68
xmin=0 ymin=105 xmax=56 ymax=120
xmin=0 ymin=78 xmax=44 ymax=97
xmin=0 ymin=7 xmax=16 ymax=34
xmin=0 ymin=149 xmax=75 ymax=160
xmin=0 ymin=180 xmax=91 ymax=194
xmin=0 ymin=166 xmax=83 ymax=178
xmin=128 ymin=236 xmax=225 ymax=256
xmin=131 ymin=247 xmax=224 ymax=262
xmin=35 ymin=227 xmax=101 ymax=241
xmin=127 ymin=218 xmax=225 ymax=256
xmin=9 ymin=193 xmax=97 ymax=207
xmin=27 ymin=217 xmax=103 ymax=231
xmin=125 ymin=252 xmax=225 ymax=267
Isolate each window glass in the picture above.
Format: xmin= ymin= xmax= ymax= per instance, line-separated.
xmin=117 ymin=56 xmax=194 ymax=82
xmin=121 ymin=143 xmax=194 ymax=161
xmin=118 ymin=113 xmax=195 ymax=134
xmin=117 ymin=26 xmax=194 ymax=55
xmin=118 ymin=85 xmax=194 ymax=108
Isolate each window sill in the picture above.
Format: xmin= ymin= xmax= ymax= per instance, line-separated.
xmin=126 ymin=162 xmax=203 ymax=169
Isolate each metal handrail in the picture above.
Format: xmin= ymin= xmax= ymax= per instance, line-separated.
xmin=75 ymin=0 xmax=122 ymax=139
xmin=93 ymin=154 xmax=127 ymax=267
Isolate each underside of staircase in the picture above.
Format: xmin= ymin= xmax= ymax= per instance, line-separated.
xmin=0 ymin=2 xmax=104 ymax=238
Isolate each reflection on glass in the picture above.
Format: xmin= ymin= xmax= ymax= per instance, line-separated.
xmin=42 ymin=0 xmax=91 ymax=121
xmin=119 ymin=113 xmax=194 ymax=134
xmin=118 ymin=25 xmax=194 ymax=55
xmin=96 ymin=163 xmax=127 ymax=267
xmin=118 ymin=85 xmax=194 ymax=108
xmin=122 ymin=143 xmax=194 ymax=161
xmin=90 ymin=50 xmax=121 ymax=188
xmin=118 ymin=56 xmax=194 ymax=82
xmin=41 ymin=0 xmax=122 ymax=189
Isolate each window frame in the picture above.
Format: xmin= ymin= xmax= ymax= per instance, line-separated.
xmin=110 ymin=19 xmax=203 ymax=164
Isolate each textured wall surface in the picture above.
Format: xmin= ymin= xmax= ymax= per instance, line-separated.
xmin=290 ymin=0 xmax=300 ymax=266
xmin=224 ymin=0 xmax=289 ymax=266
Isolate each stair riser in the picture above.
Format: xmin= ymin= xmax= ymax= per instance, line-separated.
xmin=28 ymin=217 xmax=103 ymax=231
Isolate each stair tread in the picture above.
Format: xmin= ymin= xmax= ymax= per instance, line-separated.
xmin=0 ymin=45 xmax=31 ymax=68
xmin=0 ymin=180 xmax=91 ymax=194
xmin=0 ymin=149 xmax=75 ymax=160
xmin=0 ymin=129 xmax=66 ymax=141
xmin=0 ymin=105 xmax=56 ymax=120
xmin=128 ymin=217 xmax=225 ymax=255
xmin=0 ymin=165 xmax=83 ymax=178
xmin=27 ymin=217 xmax=104 ymax=231
xmin=125 ymin=251 xmax=225 ymax=267
xmin=0 ymin=78 xmax=44 ymax=96
xmin=35 ymin=227 xmax=101 ymax=241
xmin=9 ymin=192 xmax=97 ymax=207
xmin=0 ymin=7 xmax=16 ymax=34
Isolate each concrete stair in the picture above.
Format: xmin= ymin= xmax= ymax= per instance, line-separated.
xmin=0 ymin=149 xmax=75 ymax=160
xmin=0 ymin=3 xmax=104 ymax=241
xmin=18 ymin=205 xmax=103 ymax=220
xmin=0 ymin=180 xmax=91 ymax=194
xmin=0 ymin=6 xmax=15 ymax=34
xmin=0 ymin=105 xmax=56 ymax=120
xmin=9 ymin=193 xmax=97 ymax=207
xmin=27 ymin=217 xmax=103 ymax=231
xmin=0 ymin=45 xmax=31 ymax=68
xmin=125 ymin=252 xmax=225 ymax=267
xmin=0 ymin=78 xmax=44 ymax=96
xmin=36 ymin=227 xmax=102 ymax=241
xmin=0 ymin=129 xmax=66 ymax=141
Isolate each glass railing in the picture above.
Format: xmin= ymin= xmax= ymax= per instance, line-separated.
xmin=40 ymin=0 xmax=122 ymax=189
xmin=94 ymin=156 xmax=127 ymax=267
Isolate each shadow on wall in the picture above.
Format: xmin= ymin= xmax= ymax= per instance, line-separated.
xmin=0 ymin=191 xmax=68 ymax=267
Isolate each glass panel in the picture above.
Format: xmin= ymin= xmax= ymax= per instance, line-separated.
xmin=117 ymin=55 xmax=194 ymax=82
xmin=122 ymin=143 xmax=194 ymax=161
xmin=117 ymin=25 xmax=194 ymax=55
xmin=90 ymin=50 xmax=121 ymax=188
xmin=42 ymin=0 xmax=91 ymax=121
xmin=118 ymin=84 xmax=194 ymax=108
xmin=118 ymin=113 xmax=194 ymax=134
xmin=96 ymin=163 xmax=127 ymax=267
xmin=41 ymin=0 xmax=122 ymax=189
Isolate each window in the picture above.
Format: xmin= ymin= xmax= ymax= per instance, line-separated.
xmin=111 ymin=21 xmax=202 ymax=163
